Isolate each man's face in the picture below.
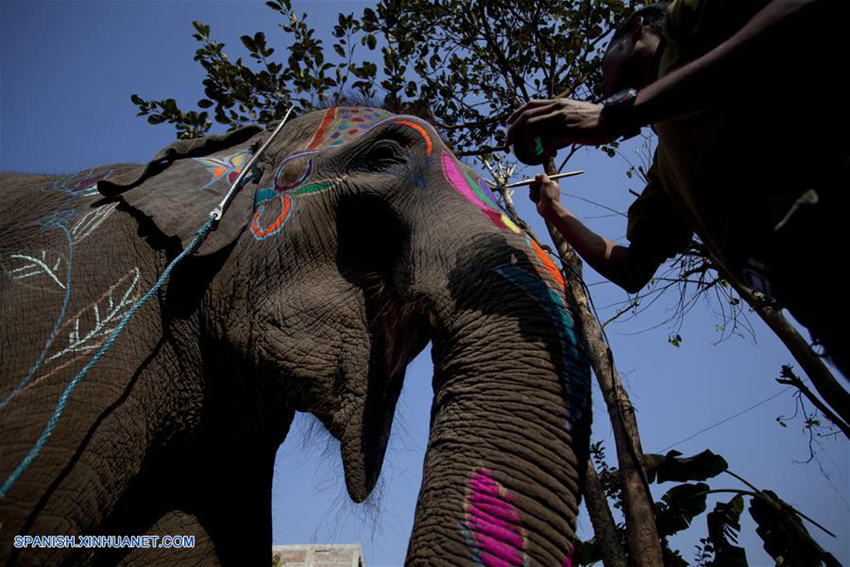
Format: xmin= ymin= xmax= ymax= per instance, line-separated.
xmin=601 ymin=20 xmax=662 ymax=99
xmin=602 ymin=37 xmax=640 ymax=99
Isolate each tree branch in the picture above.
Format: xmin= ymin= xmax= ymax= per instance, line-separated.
xmin=777 ymin=365 xmax=850 ymax=439
xmin=584 ymin=460 xmax=628 ymax=567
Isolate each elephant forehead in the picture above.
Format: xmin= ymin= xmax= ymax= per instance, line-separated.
xmin=303 ymin=106 xmax=393 ymax=149
xmin=266 ymin=106 xmax=393 ymax=165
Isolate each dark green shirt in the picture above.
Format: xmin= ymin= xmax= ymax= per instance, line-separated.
xmin=626 ymin=0 xmax=846 ymax=275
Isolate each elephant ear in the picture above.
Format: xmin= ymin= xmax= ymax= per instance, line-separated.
xmin=97 ymin=125 xmax=264 ymax=255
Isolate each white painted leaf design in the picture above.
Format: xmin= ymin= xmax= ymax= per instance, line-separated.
xmin=46 ymin=268 xmax=141 ymax=363
xmin=6 ymin=250 xmax=66 ymax=291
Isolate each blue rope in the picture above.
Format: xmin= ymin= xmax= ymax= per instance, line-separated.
xmin=0 ymin=226 xmax=74 ymax=411
xmin=0 ymin=218 xmax=215 ymax=497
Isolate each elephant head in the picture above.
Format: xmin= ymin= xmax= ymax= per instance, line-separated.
xmin=1 ymin=106 xmax=590 ymax=566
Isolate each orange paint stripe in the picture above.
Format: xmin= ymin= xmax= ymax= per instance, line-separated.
xmin=394 ymin=120 xmax=432 ymax=156
xmin=530 ymin=238 xmax=566 ymax=288
xmin=253 ymin=195 xmax=292 ymax=237
xmin=307 ymin=107 xmax=337 ymax=150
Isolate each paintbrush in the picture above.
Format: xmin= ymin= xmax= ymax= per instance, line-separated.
xmin=486 ymin=170 xmax=585 ymax=189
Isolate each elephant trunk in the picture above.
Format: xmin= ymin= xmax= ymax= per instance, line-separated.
xmin=405 ymin=235 xmax=592 ymax=566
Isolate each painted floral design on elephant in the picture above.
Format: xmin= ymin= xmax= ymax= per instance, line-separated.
xmin=193 ymin=151 xmax=250 ymax=190
xmin=251 ymin=149 xmax=322 ymax=240
xmin=4 ymin=204 xmax=118 ymax=292
xmin=41 ymin=169 xmax=113 ymax=198
xmin=2 ymin=202 xmax=136 ymax=411
xmin=45 ymin=267 xmax=142 ymax=366
xmin=252 ymin=111 xmax=458 ymax=241
xmin=460 ymin=468 xmax=529 ymax=567
xmin=0 ymin=263 xmax=143 ymax=497
xmin=7 ymin=250 xmax=67 ymax=291
xmin=1 ymin=267 xmax=142 ymax=408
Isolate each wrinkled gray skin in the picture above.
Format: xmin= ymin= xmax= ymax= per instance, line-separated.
xmin=0 ymin=108 xmax=591 ymax=566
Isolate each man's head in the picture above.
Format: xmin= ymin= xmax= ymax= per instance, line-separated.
xmin=602 ymin=3 xmax=670 ymax=98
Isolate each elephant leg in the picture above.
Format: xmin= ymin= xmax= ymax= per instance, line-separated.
xmin=87 ymin=439 xmax=281 ymax=567
xmin=114 ymin=510 xmax=216 ymax=567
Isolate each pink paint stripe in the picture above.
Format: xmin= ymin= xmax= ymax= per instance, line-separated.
xmin=442 ymin=153 xmax=487 ymax=210
xmin=473 ymin=534 xmax=524 ymax=566
xmin=469 ymin=491 xmax=519 ymax=509
xmin=468 ymin=501 xmax=522 ymax=527
xmin=468 ymin=516 xmax=525 ymax=550
xmin=465 ymin=469 xmax=527 ymax=566
xmin=470 ymin=469 xmax=509 ymax=496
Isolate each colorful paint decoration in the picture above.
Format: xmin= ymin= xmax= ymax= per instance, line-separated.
xmin=307 ymin=106 xmax=393 ymax=149
xmin=193 ymin=151 xmax=250 ymax=190
xmin=251 ymin=149 xmax=317 ymax=240
xmin=251 ymin=108 xmax=506 ymax=243
xmin=460 ymin=468 xmax=528 ymax=567
xmin=440 ymin=151 xmax=521 ymax=234
xmin=491 ymin=259 xmax=589 ymax=429
xmin=437 ymin=146 xmax=590 ymax=428
xmin=4 ymin=204 xmax=118 ymax=293
xmin=0 ymin=265 xmax=143 ymax=497
xmin=437 ymin=148 xmax=590 ymax=428
xmin=251 ymin=107 xmax=437 ymax=240
xmin=42 ymin=170 xmax=112 ymax=198
xmin=251 ymin=188 xmax=295 ymax=241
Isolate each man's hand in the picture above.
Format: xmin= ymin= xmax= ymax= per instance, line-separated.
xmin=528 ymin=172 xmax=659 ymax=294
xmin=528 ymin=173 xmax=562 ymax=218
xmin=505 ymin=98 xmax=620 ymax=156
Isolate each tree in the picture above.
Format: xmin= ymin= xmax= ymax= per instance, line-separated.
xmin=576 ymin=443 xmax=841 ymax=567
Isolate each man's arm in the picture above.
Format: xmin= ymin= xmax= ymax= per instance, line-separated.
xmin=506 ymin=0 xmax=838 ymax=149
xmin=629 ymin=0 xmax=835 ymax=127
xmin=530 ymin=174 xmax=661 ymax=293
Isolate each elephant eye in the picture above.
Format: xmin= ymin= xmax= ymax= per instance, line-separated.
xmin=348 ymin=138 xmax=407 ymax=172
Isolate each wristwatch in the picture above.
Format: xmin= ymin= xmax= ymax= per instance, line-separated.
xmin=601 ymin=88 xmax=641 ymax=140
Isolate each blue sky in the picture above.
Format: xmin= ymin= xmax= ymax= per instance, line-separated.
xmin=2 ymin=1 xmax=847 ymax=565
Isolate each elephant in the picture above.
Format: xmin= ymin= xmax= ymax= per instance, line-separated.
xmin=0 ymin=105 xmax=592 ymax=566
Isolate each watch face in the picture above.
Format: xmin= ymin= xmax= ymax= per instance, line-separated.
xmin=605 ymin=88 xmax=638 ymax=107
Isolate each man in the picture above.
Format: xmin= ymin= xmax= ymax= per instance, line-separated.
xmin=505 ymin=0 xmax=847 ymax=375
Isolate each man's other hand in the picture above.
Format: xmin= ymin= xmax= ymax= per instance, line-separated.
xmin=505 ymin=98 xmax=619 ymax=155
xmin=529 ymin=173 xmax=562 ymax=218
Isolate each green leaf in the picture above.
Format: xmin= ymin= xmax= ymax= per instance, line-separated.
xmin=191 ymin=21 xmax=209 ymax=37
xmin=655 ymin=482 xmax=710 ymax=537
xmin=706 ymin=495 xmax=748 ymax=567
xmin=646 ymin=449 xmax=728 ymax=484
xmin=749 ymin=491 xmax=827 ymax=567
xmin=241 ymin=34 xmax=258 ymax=53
